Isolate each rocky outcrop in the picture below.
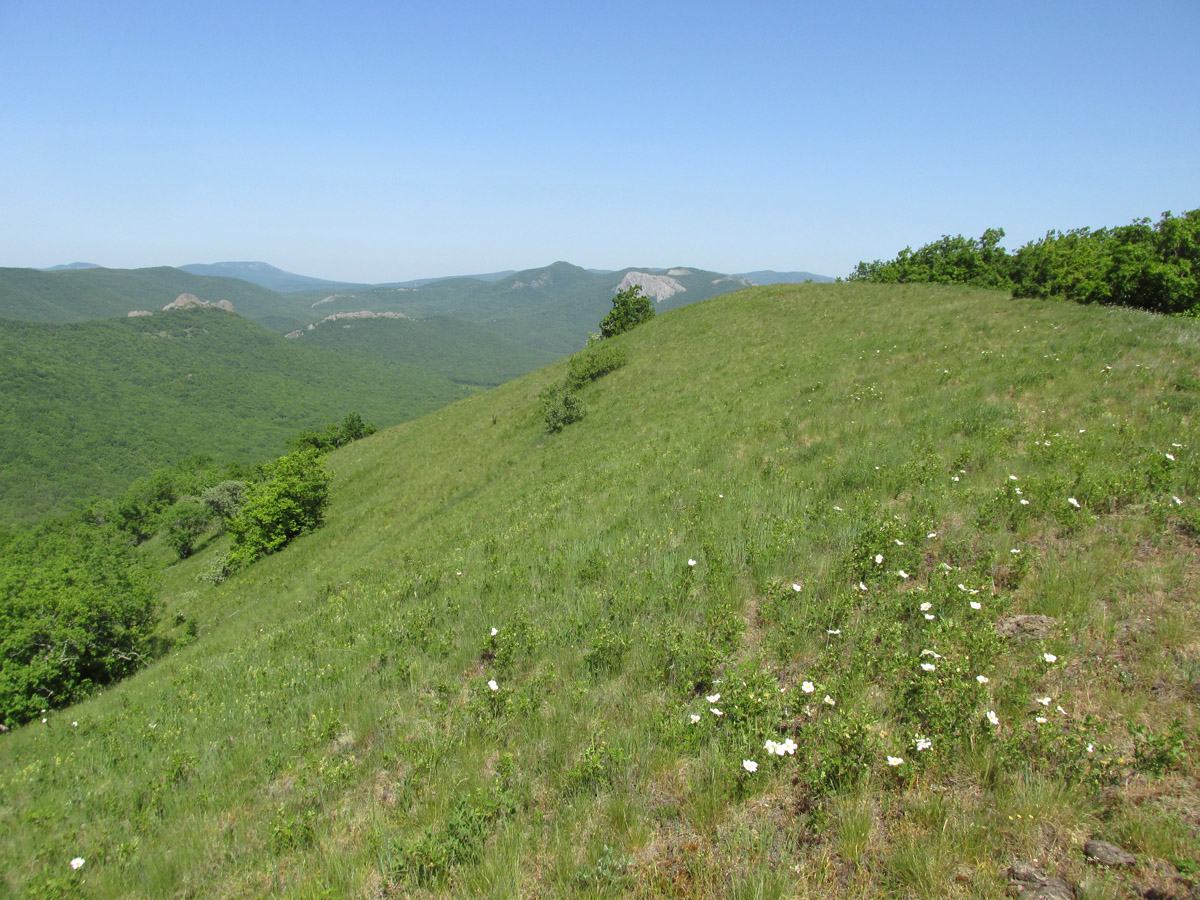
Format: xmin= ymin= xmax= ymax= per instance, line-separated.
xmin=285 ymin=310 xmax=409 ymax=338
xmin=615 ymin=272 xmax=685 ymax=302
xmin=162 ymin=293 xmax=234 ymax=312
xmin=127 ymin=310 xmax=154 ymax=317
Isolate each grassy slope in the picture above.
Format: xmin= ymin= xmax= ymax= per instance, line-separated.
xmin=3 ymin=284 xmax=1199 ymax=899
xmin=0 ymin=308 xmax=536 ymax=526
xmin=0 ymin=266 xmax=311 ymax=331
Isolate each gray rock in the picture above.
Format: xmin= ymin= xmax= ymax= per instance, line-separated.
xmin=1007 ymin=861 xmax=1075 ymax=900
xmin=995 ymin=614 xmax=1058 ymax=640
xmin=1084 ymin=839 xmax=1136 ymax=867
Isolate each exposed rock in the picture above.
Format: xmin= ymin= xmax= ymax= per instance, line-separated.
xmin=615 ymin=271 xmax=685 ymax=302
xmin=1083 ymin=839 xmax=1136 ymax=867
xmin=162 ymin=293 xmax=235 ymax=312
xmin=667 ymin=267 xmax=693 ymax=276
xmin=127 ymin=310 xmax=154 ymax=317
xmin=284 ymin=310 xmax=408 ymax=338
xmin=1006 ymin=861 xmax=1074 ymax=900
xmin=995 ymin=614 xmax=1058 ymax=640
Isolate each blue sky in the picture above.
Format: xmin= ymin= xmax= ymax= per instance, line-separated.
xmin=2 ymin=0 xmax=1197 ymax=282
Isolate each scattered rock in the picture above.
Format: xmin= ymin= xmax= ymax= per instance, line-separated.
xmin=1084 ymin=839 xmax=1136 ymax=867
xmin=127 ymin=309 xmax=154 ymax=317
xmin=1006 ymin=861 xmax=1075 ymax=900
xmin=162 ymin=293 xmax=235 ymax=312
xmin=995 ymin=614 xmax=1058 ymax=640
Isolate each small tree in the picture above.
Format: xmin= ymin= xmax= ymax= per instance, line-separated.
xmin=163 ymin=497 xmax=211 ymax=559
xmin=599 ymin=285 xmax=655 ymax=338
xmin=201 ymin=480 xmax=248 ymax=532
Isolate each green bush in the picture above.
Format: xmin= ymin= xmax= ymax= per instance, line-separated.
xmin=0 ymin=517 xmax=156 ymax=727
xmin=164 ymin=497 xmax=211 ymax=559
xmin=566 ymin=344 xmax=628 ymax=391
xmin=599 ymin=285 xmax=656 ymax=338
xmin=540 ymin=385 xmax=585 ymax=433
xmin=200 ymin=480 xmax=247 ymax=531
xmin=227 ymin=449 xmax=331 ymax=568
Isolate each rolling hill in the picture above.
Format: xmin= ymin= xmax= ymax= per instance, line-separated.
xmin=0 ymin=266 xmax=312 ymax=332
xmin=2 ymin=282 xmax=1196 ymax=899
xmin=0 ymin=307 xmax=552 ymax=526
xmin=287 ymin=260 xmax=758 ymax=354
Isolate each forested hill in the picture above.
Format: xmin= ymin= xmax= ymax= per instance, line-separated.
xmin=0 ymin=307 xmax=547 ymax=526
xmin=0 ymin=266 xmax=311 ymax=332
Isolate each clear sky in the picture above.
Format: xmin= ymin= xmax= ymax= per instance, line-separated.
xmin=1 ymin=0 xmax=1197 ymax=283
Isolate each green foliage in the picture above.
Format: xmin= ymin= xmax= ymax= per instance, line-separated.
xmin=0 ymin=517 xmax=156 ymax=727
xmin=106 ymin=455 xmax=223 ymax=543
xmin=200 ymin=480 xmax=247 ymax=530
xmin=599 ymin=285 xmax=656 ymax=338
xmin=287 ymin=411 xmax=378 ymax=453
xmin=539 ymin=384 xmax=585 ymax=433
xmin=163 ymin=497 xmax=211 ymax=560
xmin=850 ymin=228 xmax=1012 ymax=288
xmin=226 ymin=449 xmax=331 ymax=568
xmin=851 ymin=209 xmax=1200 ymax=316
xmin=565 ymin=344 xmax=628 ymax=391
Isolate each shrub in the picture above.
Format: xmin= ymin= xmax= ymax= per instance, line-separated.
xmin=0 ymin=517 xmax=156 ymax=727
xmin=540 ymin=385 xmax=585 ymax=433
xmin=200 ymin=480 xmax=247 ymax=531
xmin=227 ymin=449 xmax=330 ymax=567
xmin=599 ymin=285 xmax=656 ymax=338
xmin=163 ymin=497 xmax=211 ymax=559
xmin=566 ymin=344 xmax=628 ymax=391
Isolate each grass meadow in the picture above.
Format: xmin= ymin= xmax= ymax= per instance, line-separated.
xmin=2 ymin=283 xmax=1198 ymax=899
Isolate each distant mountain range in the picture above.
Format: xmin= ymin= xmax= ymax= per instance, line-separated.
xmin=42 ymin=260 xmax=834 ymax=292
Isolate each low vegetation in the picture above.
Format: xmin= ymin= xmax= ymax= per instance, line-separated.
xmin=1 ymin=282 xmax=1197 ymax=900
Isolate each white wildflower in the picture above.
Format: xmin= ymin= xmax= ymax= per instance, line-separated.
xmin=1036 ymin=696 xmax=1051 ymax=706
xmin=875 ymin=554 xmax=884 ymax=564
xmin=70 ymin=858 xmax=85 ymax=871
xmin=986 ymin=710 xmax=1000 ymax=725
xmin=920 ymin=602 xmax=932 ymax=611
xmin=710 ymin=707 xmax=724 ymax=717
xmin=1043 ymin=653 xmax=1057 ymax=664
xmin=898 ymin=570 xmax=909 ymax=579
xmin=823 ymin=695 xmax=836 ymax=706
xmin=689 ymin=714 xmax=701 ymax=724
xmin=487 ymin=679 xmax=499 ymax=692
xmin=490 ymin=627 xmax=498 ymax=636
xmin=801 ymin=681 xmax=815 ymax=694
xmin=742 ymin=759 xmax=758 ymax=773
xmin=887 ymin=755 xmax=904 ymax=766
xmin=688 ymin=558 xmax=697 ymax=567
xmin=970 ymin=601 xmax=982 ymax=610
xmin=921 ymin=663 xmax=936 ymax=672
xmin=976 ymin=675 xmax=989 ymax=684
xmin=1067 ymin=497 xmax=1080 ymax=508
xmin=1035 ymin=716 xmax=1048 ymax=724
xmin=706 ymin=693 xmax=721 ymax=703
xmin=915 ymin=737 xmax=932 ymax=751
xmin=924 ymin=613 xmax=935 ymax=620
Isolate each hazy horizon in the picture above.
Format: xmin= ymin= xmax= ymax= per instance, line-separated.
xmin=2 ymin=0 xmax=1196 ymax=283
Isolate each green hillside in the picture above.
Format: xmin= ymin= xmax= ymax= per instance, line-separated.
xmin=289 ymin=261 xmax=756 ymax=354
xmin=0 ymin=266 xmax=311 ymax=331
xmin=0 ymin=307 xmax=545 ymax=526
xmin=2 ymin=284 xmax=1198 ymax=899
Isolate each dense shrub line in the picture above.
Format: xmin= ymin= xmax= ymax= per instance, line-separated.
xmin=850 ymin=209 xmax=1200 ymax=315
